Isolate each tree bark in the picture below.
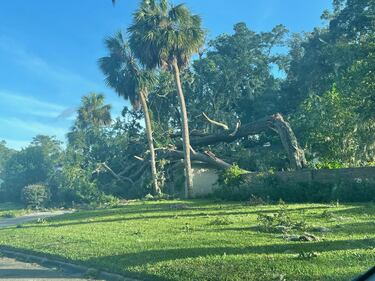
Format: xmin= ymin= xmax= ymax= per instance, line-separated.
xmin=102 ymin=148 xmax=233 ymax=188
xmin=179 ymin=114 xmax=306 ymax=170
xmin=157 ymin=148 xmax=232 ymax=170
xmin=139 ymin=89 xmax=160 ymax=195
xmin=172 ymin=59 xmax=193 ymax=198
xmin=271 ymin=113 xmax=307 ymax=170
xmin=99 ymin=162 xmax=134 ymax=184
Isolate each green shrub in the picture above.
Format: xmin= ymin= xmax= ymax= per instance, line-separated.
xmin=21 ymin=184 xmax=50 ymax=209
xmin=218 ymin=165 xmax=248 ymax=186
xmin=315 ymin=161 xmax=346 ymax=169
xmin=214 ymin=172 xmax=375 ymax=203
xmin=2 ymin=146 xmax=54 ymax=202
xmin=1 ymin=212 xmax=16 ymax=218
xmin=55 ymin=165 xmax=118 ymax=206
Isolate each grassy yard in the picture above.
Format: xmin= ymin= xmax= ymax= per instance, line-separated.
xmin=0 ymin=202 xmax=27 ymax=218
xmin=0 ymin=200 xmax=374 ymax=281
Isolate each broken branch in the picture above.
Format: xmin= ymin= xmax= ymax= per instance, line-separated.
xmin=202 ymin=112 xmax=229 ymax=130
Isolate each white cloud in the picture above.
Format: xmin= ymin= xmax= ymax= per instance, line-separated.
xmin=0 ymin=117 xmax=67 ymax=138
xmin=0 ymin=35 xmax=101 ymax=90
xmin=0 ymin=36 xmax=126 ymax=149
xmin=0 ymin=90 xmax=66 ymax=118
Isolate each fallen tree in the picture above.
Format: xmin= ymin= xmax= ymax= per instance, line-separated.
xmin=98 ymin=148 xmax=232 ymax=187
xmin=175 ymin=113 xmax=307 ymax=170
xmin=157 ymin=148 xmax=232 ymax=170
xmin=100 ymin=113 xmax=306 ymax=186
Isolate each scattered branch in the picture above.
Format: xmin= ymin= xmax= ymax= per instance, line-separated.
xmin=100 ymin=162 xmax=134 ymax=184
xmin=202 ymin=112 xmax=229 ymax=130
xmin=229 ymin=120 xmax=241 ymax=137
xmin=134 ymin=155 xmax=144 ymax=161
xmin=157 ymin=148 xmax=233 ymax=170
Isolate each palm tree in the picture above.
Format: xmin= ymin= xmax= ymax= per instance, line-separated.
xmin=128 ymin=0 xmax=205 ymax=198
xmin=67 ymin=93 xmax=112 ymax=147
xmin=99 ymin=32 xmax=160 ymax=195
xmin=76 ymin=93 xmax=112 ymax=129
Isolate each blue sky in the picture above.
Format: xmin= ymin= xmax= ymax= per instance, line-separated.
xmin=0 ymin=0 xmax=331 ymax=150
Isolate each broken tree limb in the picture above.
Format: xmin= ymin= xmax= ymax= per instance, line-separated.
xmin=118 ymin=161 xmax=139 ymax=177
xmin=202 ymin=112 xmax=229 ymax=130
xmin=188 ymin=116 xmax=269 ymax=146
xmin=129 ymin=162 xmax=149 ymax=182
xmin=156 ymin=148 xmax=233 ymax=170
xmin=101 ymin=113 xmax=305 ymax=185
xmin=100 ymin=162 xmax=134 ymax=184
xmin=169 ymin=130 xmax=208 ymax=139
xmin=270 ymin=113 xmax=307 ymax=170
xmin=184 ymin=113 xmax=306 ymax=170
xmin=101 ymin=148 xmax=234 ymax=186
xmin=134 ymin=155 xmax=144 ymax=161
xmin=229 ymin=120 xmax=241 ymax=137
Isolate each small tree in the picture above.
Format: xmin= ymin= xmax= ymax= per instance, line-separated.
xmin=21 ymin=184 xmax=50 ymax=209
xmin=2 ymin=144 xmax=56 ymax=202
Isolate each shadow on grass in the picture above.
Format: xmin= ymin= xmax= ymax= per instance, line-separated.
xmin=105 ymin=238 xmax=374 ymax=266
xmin=331 ymin=204 xmax=375 ymax=216
xmin=45 ymin=198 xmax=333 ymax=224
xmin=331 ymin=221 xmax=375 ymax=235
xmin=40 ymin=202 xmax=240 ymax=224
xmin=0 ymin=205 xmax=331 ymax=231
xmin=2 ymin=237 xmax=374 ymax=281
xmin=0 ymin=211 xmax=259 ymax=230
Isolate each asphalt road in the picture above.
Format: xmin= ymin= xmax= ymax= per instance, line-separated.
xmin=0 ymin=210 xmax=103 ymax=280
xmin=0 ymin=256 xmax=96 ymax=281
xmin=0 ymin=211 xmax=72 ymax=229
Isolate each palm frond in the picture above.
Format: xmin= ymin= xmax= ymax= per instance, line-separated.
xmin=99 ymin=31 xmax=157 ymax=110
xmin=128 ymin=0 xmax=206 ymax=69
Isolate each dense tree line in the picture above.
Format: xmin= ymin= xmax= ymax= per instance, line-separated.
xmin=0 ymin=0 xmax=373 ymax=206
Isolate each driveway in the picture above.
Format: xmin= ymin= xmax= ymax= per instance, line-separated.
xmin=0 ymin=256 xmax=98 ymax=281
xmin=0 ymin=210 xmax=103 ymax=280
xmin=0 ymin=211 xmax=72 ymax=229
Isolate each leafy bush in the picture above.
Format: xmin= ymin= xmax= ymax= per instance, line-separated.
xmin=315 ymin=161 xmax=346 ymax=169
xmin=218 ymin=165 xmax=248 ymax=186
xmin=1 ymin=212 xmax=16 ymax=218
xmin=51 ymin=165 xmax=121 ymax=207
xmin=214 ymin=172 xmax=375 ymax=203
xmin=21 ymin=184 xmax=50 ymax=209
xmin=56 ymin=166 xmax=98 ymax=204
xmin=2 ymin=146 xmax=54 ymax=202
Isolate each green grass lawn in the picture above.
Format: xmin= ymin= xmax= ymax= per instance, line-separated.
xmin=0 ymin=202 xmax=26 ymax=218
xmin=0 ymin=200 xmax=374 ymax=281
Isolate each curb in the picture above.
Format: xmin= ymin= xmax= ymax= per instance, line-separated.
xmin=0 ymin=247 xmax=140 ymax=281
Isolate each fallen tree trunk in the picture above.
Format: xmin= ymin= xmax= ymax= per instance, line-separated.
xmin=176 ymin=113 xmax=306 ymax=170
xmin=96 ymin=162 xmax=135 ymax=184
xmin=157 ymin=148 xmax=232 ymax=170
xmin=271 ymin=114 xmax=307 ymax=170
xmin=101 ymin=148 xmax=233 ymax=184
xmin=103 ymin=113 xmax=305 ymax=184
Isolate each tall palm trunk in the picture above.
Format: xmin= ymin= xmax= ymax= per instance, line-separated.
xmin=172 ymin=59 xmax=193 ymax=198
xmin=139 ymin=89 xmax=160 ymax=195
